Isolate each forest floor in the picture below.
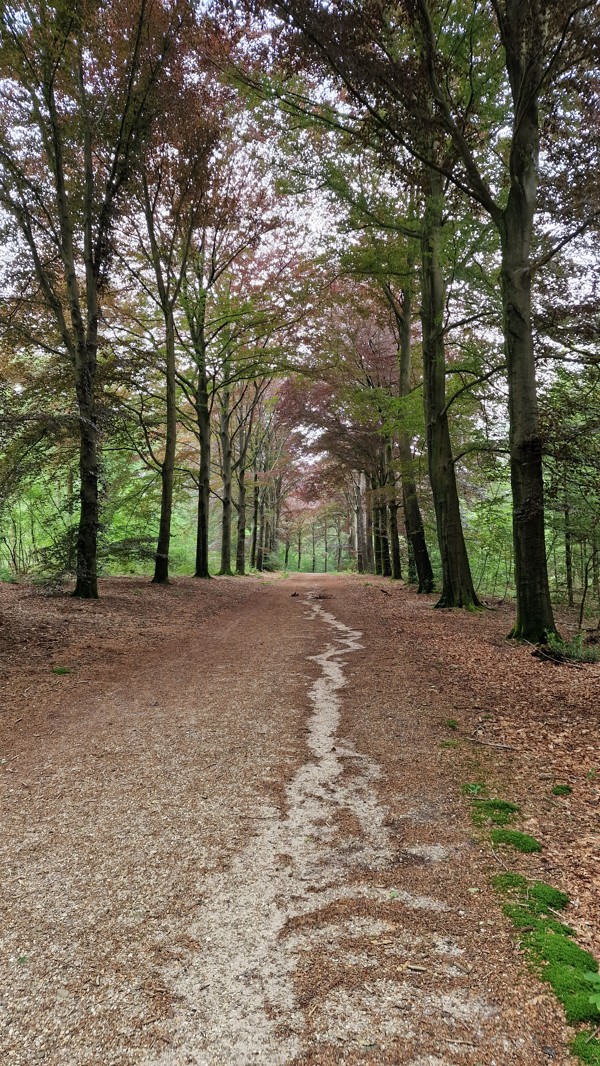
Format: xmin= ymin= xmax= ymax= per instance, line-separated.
xmin=0 ymin=572 xmax=599 ymax=1066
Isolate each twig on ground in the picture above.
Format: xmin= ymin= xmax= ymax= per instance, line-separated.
xmin=467 ymin=735 xmax=518 ymax=751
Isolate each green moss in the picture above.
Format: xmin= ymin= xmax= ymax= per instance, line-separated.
xmin=551 ymin=784 xmax=572 ymax=796
xmin=501 ymin=905 xmax=572 ymax=936
xmin=527 ymin=931 xmax=598 ymax=973
xmin=492 ymin=872 xmax=528 ymax=894
xmin=529 ymin=881 xmax=569 ymax=912
xmin=52 ymin=666 xmax=72 ymax=675
xmin=444 ymin=717 xmax=459 ymax=730
xmin=541 ymin=963 xmax=600 ymax=1024
xmin=472 ymin=798 xmax=520 ymax=826
xmin=572 ymin=1033 xmax=600 ymax=1065
xmin=490 ymin=828 xmax=542 ymax=852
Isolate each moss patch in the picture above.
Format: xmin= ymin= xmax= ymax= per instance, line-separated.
xmin=541 ymin=963 xmax=600 ymax=1024
xmin=472 ymin=797 xmax=520 ymax=826
xmin=572 ymin=1033 xmax=600 ymax=1065
xmin=527 ymin=930 xmax=598 ymax=973
xmin=552 ymin=784 xmax=572 ymax=796
xmin=490 ymin=828 xmax=542 ymax=852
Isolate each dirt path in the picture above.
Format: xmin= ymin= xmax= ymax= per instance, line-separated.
xmin=1 ymin=573 xmax=595 ymax=1065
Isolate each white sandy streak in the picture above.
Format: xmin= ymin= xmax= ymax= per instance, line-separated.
xmin=150 ymin=598 xmax=392 ymax=1066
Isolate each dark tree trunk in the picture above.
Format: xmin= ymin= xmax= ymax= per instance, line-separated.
xmin=380 ymin=505 xmax=392 ymax=577
xmin=297 ymin=530 xmax=302 ymax=571
xmin=500 ymin=205 xmax=556 ymax=638
xmin=395 ymin=282 xmax=434 ymax=593
xmin=421 ymin=170 xmax=479 ymax=609
xmin=256 ymin=493 xmax=266 ymax=571
xmin=152 ymin=314 xmax=177 ymax=585
xmin=73 ymin=352 xmax=99 ymax=598
xmin=235 ymin=467 xmax=247 ymax=576
xmin=389 ymin=502 xmax=402 ymax=580
xmin=565 ymin=497 xmax=574 ymax=608
xmin=364 ymin=487 xmax=375 ymax=573
xmin=218 ymin=389 xmax=233 ymax=576
xmin=250 ymin=462 xmax=259 ymax=569
xmin=194 ymin=379 xmax=211 ymax=579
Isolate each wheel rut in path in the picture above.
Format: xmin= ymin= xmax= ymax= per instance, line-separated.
xmin=152 ymin=591 xmax=500 ymax=1066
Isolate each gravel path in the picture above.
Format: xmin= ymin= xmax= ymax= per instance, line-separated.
xmin=0 ymin=574 xmax=575 ymax=1064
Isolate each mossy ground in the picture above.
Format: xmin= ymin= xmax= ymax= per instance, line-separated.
xmin=472 ymin=797 xmax=520 ymax=826
xmin=490 ymin=828 xmax=542 ymax=852
xmin=572 ymin=1033 xmax=600 ymax=1065
xmin=467 ymin=782 xmax=600 ymax=1060
xmin=552 ymin=784 xmax=573 ymax=796
xmin=492 ymin=858 xmax=600 ymax=1030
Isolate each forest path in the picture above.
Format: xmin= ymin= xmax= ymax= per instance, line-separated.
xmin=0 ymin=574 xmax=577 ymax=1065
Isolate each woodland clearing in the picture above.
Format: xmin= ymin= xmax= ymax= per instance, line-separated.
xmin=0 ymin=573 xmax=598 ymax=1066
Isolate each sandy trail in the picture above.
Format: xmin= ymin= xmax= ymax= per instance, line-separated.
xmin=0 ymin=574 xmax=573 ymax=1065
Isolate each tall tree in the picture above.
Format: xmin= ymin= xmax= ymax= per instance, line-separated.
xmin=0 ymin=0 xmax=188 ymax=596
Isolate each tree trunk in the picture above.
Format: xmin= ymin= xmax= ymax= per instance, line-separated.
xmin=152 ymin=313 xmax=177 ymax=584
xmin=256 ymin=492 xmax=266 ymax=571
xmin=364 ymin=480 xmax=375 ymax=573
xmin=380 ymin=504 xmax=392 ymax=577
xmin=389 ymin=501 xmax=402 ymax=580
xmin=500 ymin=199 xmax=556 ymax=638
xmin=395 ymin=282 xmax=434 ymax=593
xmin=194 ymin=378 xmax=211 ymax=579
xmin=73 ymin=350 xmax=99 ymax=598
xmin=250 ymin=462 xmax=259 ymax=569
xmin=297 ymin=530 xmax=302 ymax=571
xmin=421 ymin=169 xmax=479 ymax=609
xmin=235 ymin=467 xmax=247 ymax=576
xmin=564 ymin=496 xmax=574 ymax=608
xmin=218 ymin=389 xmax=233 ymax=576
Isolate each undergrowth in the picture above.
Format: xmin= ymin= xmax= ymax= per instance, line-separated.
xmin=547 ymin=632 xmax=600 ymax=664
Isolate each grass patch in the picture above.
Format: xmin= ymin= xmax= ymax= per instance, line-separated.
xmin=52 ymin=666 xmax=72 ymax=675
xmin=472 ymin=797 xmax=520 ymax=826
xmin=490 ymin=828 xmax=542 ymax=852
xmin=552 ymin=783 xmax=573 ymax=796
xmin=444 ymin=717 xmax=459 ymax=730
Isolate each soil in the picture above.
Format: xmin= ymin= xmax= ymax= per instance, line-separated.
xmin=0 ymin=573 xmax=598 ymax=1066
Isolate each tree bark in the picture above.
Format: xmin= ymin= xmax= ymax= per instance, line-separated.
xmin=218 ymin=387 xmax=233 ymax=576
xmin=194 ymin=377 xmax=211 ymax=579
xmin=152 ymin=310 xmax=177 ymax=584
xmin=73 ymin=352 xmax=99 ymax=598
xmin=235 ymin=466 xmax=247 ymax=575
xmin=499 ymin=184 xmax=556 ymax=638
xmin=421 ymin=169 xmax=479 ymax=608
xmin=394 ymin=280 xmax=434 ymax=593
xmin=250 ymin=462 xmax=259 ymax=569
xmin=389 ymin=501 xmax=402 ymax=580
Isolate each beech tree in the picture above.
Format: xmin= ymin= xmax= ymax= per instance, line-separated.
xmin=0 ymin=0 xmax=189 ymax=596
